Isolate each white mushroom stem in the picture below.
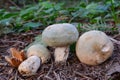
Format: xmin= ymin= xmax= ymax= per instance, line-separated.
xmin=54 ymin=46 xmax=69 ymax=62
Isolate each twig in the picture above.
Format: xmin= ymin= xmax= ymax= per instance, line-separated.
xmin=45 ymin=76 xmax=53 ymax=80
xmin=21 ymin=32 xmax=39 ymax=36
xmin=113 ymin=34 xmax=120 ymax=38
xmin=109 ymin=37 xmax=120 ymax=45
xmin=1 ymin=40 xmax=24 ymax=44
xmin=44 ymin=63 xmax=53 ymax=80
xmin=0 ymin=45 xmax=8 ymax=47
xmin=8 ymin=0 xmax=21 ymax=10
xmin=37 ymin=74 xmax=44 ymax=80
xmin=14 ymin=71 xmax=18 ymax=80
xmin=0 ymin=63 xmax=7 ymax=66
xmin=74 ymin=71 xmax=93 ymax=80
xmin=46 ymin=63 xmax=53 ymax=76
xmin=74 ymin=77 xmax=77 ymax=80
xmin=53 ymin=71 xmax=61 ymax=80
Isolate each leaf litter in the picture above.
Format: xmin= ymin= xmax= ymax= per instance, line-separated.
xmin=0 ymin=30 xmax=120 ymax=80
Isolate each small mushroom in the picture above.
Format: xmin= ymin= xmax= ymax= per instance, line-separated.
xmin=76 ymin=30 xmax=114 ymax=65
xmin=18 ymin=56 xmax=40 ymax=76
xmin=42 ymin=23 xmax=79 ymax=62
xmin=27 ymin=44 xmax=50 ymax=63
xmin=18 ymin=44 xmax=50 ymax=76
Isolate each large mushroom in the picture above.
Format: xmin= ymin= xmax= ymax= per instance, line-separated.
xmin=18 ymin=44 xmax=50 ymax=76
xmin=76 ymin=30 xmax=114 ymax=65
xmin=42 ymin=23 xmax=79 ymax=62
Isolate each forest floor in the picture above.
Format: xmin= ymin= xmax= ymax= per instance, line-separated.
xmin=0 ymin=30 xmax=120 ymax=80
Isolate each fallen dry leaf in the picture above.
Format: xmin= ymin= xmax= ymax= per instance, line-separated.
xmin=10 ymin=48 xmax=26 ymax=61
xmin=5 ymin=48 xmax=26 ymax=67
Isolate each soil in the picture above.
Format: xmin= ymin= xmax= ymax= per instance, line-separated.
xmin=0 ymin=30 xmax=120 ymax=80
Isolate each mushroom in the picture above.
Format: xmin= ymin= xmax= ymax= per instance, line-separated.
xmin=18 ymin=44 xmax=50 ymax=76
xmin=42 ymin=23 xmax=79 ymax=62
xmin=27 ymin=44 xmax=50 ymax=63
xmin=18 ymin=56 xmax=40 ymax=76
xmin=76 ymin=30 xmax=114 ymax=65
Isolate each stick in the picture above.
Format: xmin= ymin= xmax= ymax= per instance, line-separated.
xmin=109 ymin=37 xmax=120 ymax=45
xmin=53 ymin=71 xmax=60 ymax=80
xmin=0 ymin=63 xmax=7 ymax=66
xmin=14 ymin=71 xmax=18 ymax=80
xmin=74 ymin=71 xmax=93 ymax=80
xmin=113 ymin=34 xmax=120 ymax=38
xmin=74 ymin=77 xmax=77 ymax=80
xmin=45 ymin=76 xmax=53 ymax=80
xmin=44 ymin=63 xmax=53 ymax=80
xmin=8 ymin=0 xmax=21 ymax=10
xmin=46 ymin=63 xmax=53 ymax=76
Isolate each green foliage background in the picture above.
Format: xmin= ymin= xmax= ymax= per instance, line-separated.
xmin=0 ymin=0 xmax=119 ymax=34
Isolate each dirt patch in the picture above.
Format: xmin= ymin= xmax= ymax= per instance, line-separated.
xmin=0 ymin=31 xmax=120 ymax=80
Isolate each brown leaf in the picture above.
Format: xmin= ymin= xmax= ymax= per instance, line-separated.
xmin=5 ymin=56 xmax=13 ymax=66
xmin=10 ymin=48 xmax=26 ymax=61
xmin=5 ymin=56 xmax=21 ymax=67
xmin=10 ymin=48 xmax=19 ymax=58
xmin=11 ymin=57 xmax=21 ymax=67
xmin=19 ymin=50 xmax=26 ymax=61
xmin=5 ymin=48 xmax=26 ymax=67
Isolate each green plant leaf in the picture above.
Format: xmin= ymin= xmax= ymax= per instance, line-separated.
xmin=2 ymin=12 xmax=18 ymax=18
xmin=23 ymin=22 xmax=42 ymax=28
xmin=54 ymin=3 xmax=64 ymax=10
xmin=0 ymin=18 xmax=14 ymax=26
xmin=20 ymin=6 xmax=39 ymax=17
xmin=44 ymin=8 xmax=54 ymax=13
xmin=41 ymin=1 xmax=54 ymax=9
